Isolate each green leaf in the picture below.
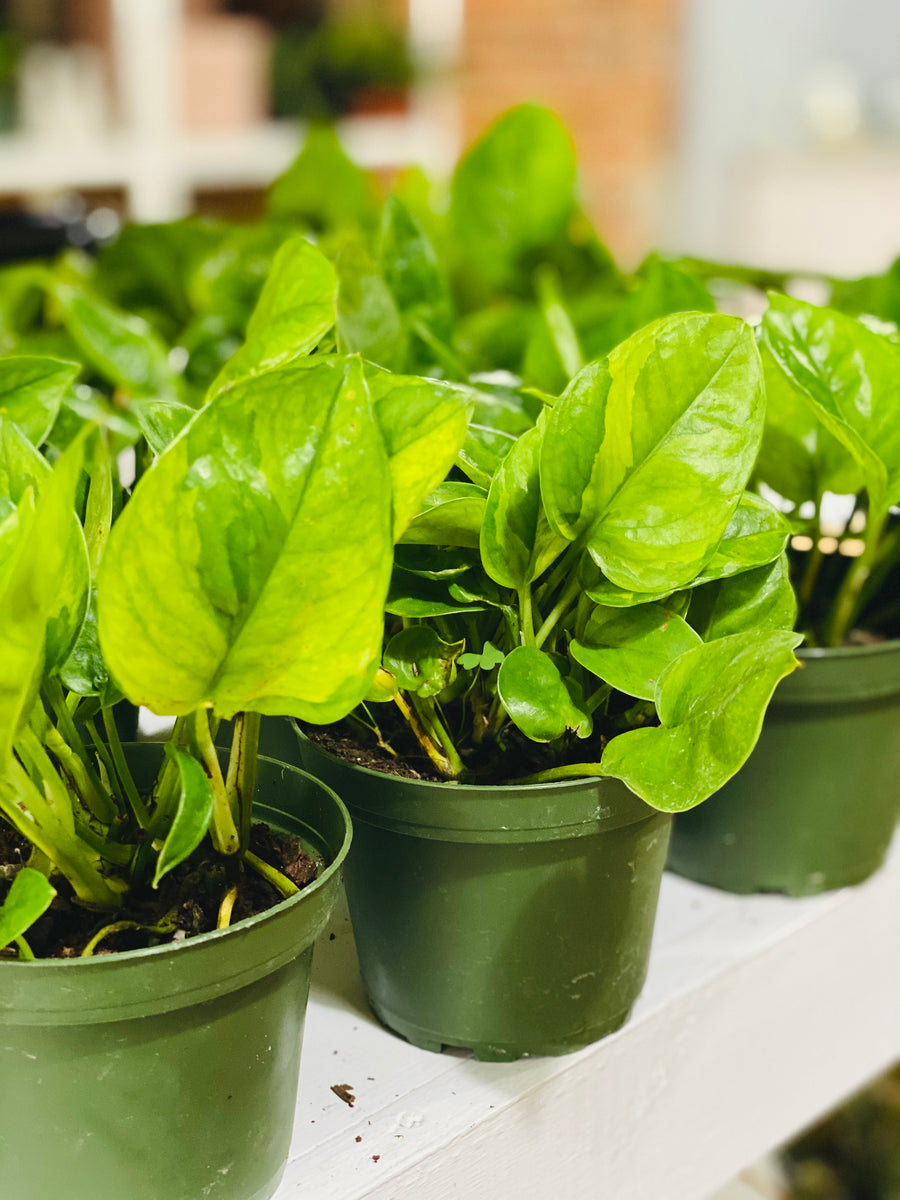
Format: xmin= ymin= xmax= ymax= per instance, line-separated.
xmin=497 ymin=645 xmax=591 ymax=741
xmin=457 ymin=422 xmax=517 ymax=488
xmin=449 ymin=104 xmax=576 ymax=293
xmin=480 ymin=419 xmax=566 ymax=588
xmin=688 ymin=554 xmax=797 ymax=641
xmin=400 ymin=482 xmax=487 ymax=549
xmin=458 ymin=640 xmax=505 ymax=671
xmin=366 ymin=370 xmax=474 ymax=539
xmin=209 ymin=235 xmax=337 ymax=396
xmin=380 ymin=195 xmax=453 ymax=341
xmin=541 ymin=313 xmax=766 ymax=592
xmin=152 ymin=748 xmax=216 ymax=888
xmin=52 ymin=282 xmax=176 ymax=398
xmin=762 ymin=294 xmax=900 ymax=512
xmin=0 ymin=438 xmax=88 ymax=762
xmin=0 ymin=868 xmax=56 ymax=950
xmin=59 ymin=592 xmax=123 ymax=706
xmin=335 ymin=241 xmax=407 ymax=371
xmin=0 ymin=421 xmax=90 ymax=671
xmin=571 ymin=603 xmax=701 ymax=701
xmin=267 ymin=124 xmax=379 ymax=232
xmin=601 ymin=629 xmax=803 ymax=811
xmin=97 ymin=357 xmax=393 ymax=721
xmin=0 ymin=356 xmax=80 ymax=445
xmin=386 ymin=567 xmax=484 ymax=618
xmin=383 ymin=626 xmax=464 ymax=698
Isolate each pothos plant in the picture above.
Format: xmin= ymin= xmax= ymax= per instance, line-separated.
xmin=346 ymin=310 xmax=804 ymax=812
xmin=755 ymin=292 xmax=900 ymax=647
xmin=0 ymin=234 xmax=474 ymax=959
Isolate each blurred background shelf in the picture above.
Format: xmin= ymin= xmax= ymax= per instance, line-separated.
xmin=279 ymin=835 xmax=900 ymax=1200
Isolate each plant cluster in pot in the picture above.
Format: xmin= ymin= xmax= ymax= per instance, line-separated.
xmin=0 ymin=233 xmax=474 ymax=1200
xmin=297 ymin=301 xmax=804 ymax=1062
xmin=669 ymin=293 xmax=900 ymax=896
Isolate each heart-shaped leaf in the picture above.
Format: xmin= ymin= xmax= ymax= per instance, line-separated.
xmin=688 ymin=554 xmax=797 ymax=641
xmin=152 ymin=747 xmax=216 ymax=888
xmin=0 ymin=355 xmax=80 ymax=446
xmin=0 ymin=868 xmax=56 ymax=951
xmin=498 ymin=645 xmax=591 ymax=741
xmin=383 ymin=626 xmax=464 ymax=698
xmin=571 ymin=603 xmax=701 ymax=700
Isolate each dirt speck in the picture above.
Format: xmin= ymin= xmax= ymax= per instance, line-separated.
xmin=331 ymin=1083 xmax=356 ymax=1107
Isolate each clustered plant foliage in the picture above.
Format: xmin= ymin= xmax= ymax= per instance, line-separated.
xmin=0 ymin=104 xmax=897 ymax=959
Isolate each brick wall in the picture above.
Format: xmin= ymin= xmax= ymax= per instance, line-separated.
xmin=460 ymin=0 xmax=683 ymax=266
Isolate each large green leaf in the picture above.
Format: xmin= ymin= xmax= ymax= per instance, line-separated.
xmin=0 ymin=420 xmax=89 ymax=670
xmin=481 ymin=419 xmax=566 ymax=589
xmin=383 ymin=627 xmax=464 ymax=699
xmin=571 ymin=603 xmax=701 ymax=700
xmin=762 ymin=294 xmax=900 ymax=513
xmin=209 ymin=235 xmax=337 ymax=396
xmin=97 ymin=356 xmax=393 ymax=720
xmin=449 ymin=105 xmax=577 ymax=292
xmin=0 ymin=868 xmax=56 ymax=951
xmin=689 ymin=554 xmax=797 ymax=641
xmin=601 ymin=629 xmax=802 ymax=811
xmin=457 ymin=423 xmax=518 ymax=488
xmin=366 ymin=370 xmax=473 ymax=539
xmin=542 ymin=313 xmax=766 ymax=592
xmin=0 ymin=438 xmax=88 ymax=762
xmin=497 ymin=645 xmax=591 ymax=741
xmin=0 ymin=355 xmax=80 ymax=446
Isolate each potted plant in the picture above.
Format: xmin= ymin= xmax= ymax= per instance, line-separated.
xmin=296 ymin=297 xmax=803 ymax=1060
xmin=669 ymin=292 xmax=900 ymax=895
xmin=0 ymin=227 xmax=472 ymax=1198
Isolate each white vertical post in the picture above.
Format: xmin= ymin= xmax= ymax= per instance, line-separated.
xmin=111 ymin=0 xmax=190 ymax=220
xmin=406 ymin=0 xmax=465 ymax=173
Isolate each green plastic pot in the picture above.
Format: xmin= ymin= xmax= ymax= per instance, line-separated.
xmin=668 ymin=639 xmax=900 ymax=896
xmin=295 ymin=728 xmax=671 ymax=1061
xmin=0 ymin=745 xmax=351 ymax=1200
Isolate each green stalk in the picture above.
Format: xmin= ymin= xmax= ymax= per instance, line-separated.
xmin=14 ymin=936 xmax=34 ymax=961
xmin=518 ymin=586 xmax=534 ymax=646
xmin=81 ymin=917 xmax=175 ymax=957
xmin=826 ymin=508 xmax=888 ymax=646
xmin=225 ymin=712 xmax=260 ymax=854
xmin=217 ymin=885 xmax=239 ymax=930
xmin=43 ymin=724 xmax=114 ymax=824
xmin=409 ymin=319 xmax=469 ymax=381
xmin=411 ymin=694 xmax=466 ymax=777
xmin=245 ymin=850 xmax=299 ymax=899
xmin=83 ymin=718 xmax=125 ymax=807
xmin=535 ymin=263 xmax=584 ymax=380
xmin=508 ymin=762 xmax=605 ymax=786
xmin=534 ymin=576 xmax=581 ymax=650
xmin=535 ymin=541 xmax=584 ymax=610
xmin=392 ymin=691 xmax=459 ymax=778
xmin=17 ymin=727 xmax=76 ymax=833
xmin=101 ymin=707 xmax=150 ymax=830
xmin=190 ymin=708 xmax=240 ymax=856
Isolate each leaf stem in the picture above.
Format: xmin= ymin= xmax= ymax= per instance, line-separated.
xmin=101 ymin=706 xmax=150 ymax=830
xmin=826 ymin=507 xmax=888 ymax=646
xmin=534 ymin=576 xmax=581 ymax=649
xmin=190 ymin=708 xmax=240 ymax=856
xmin=507 ymin=762 xmax=606 ymax=786
xmin=244 ymin=850 xmax=299 ymax=899
xmin=226 ymin=712 xmax=260 ymax=854
xmin=217 ymin=885 xmax=239 ymax=929
xmin=14 ymin=936 xmax=35 ymax=961
xmin=518 ymin=586 xmax=534 ymax=646
xmin=392 ymin=692 xmax=460 ymax=778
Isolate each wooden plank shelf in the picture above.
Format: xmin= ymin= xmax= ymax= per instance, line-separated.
xmin=275 ymin=834 xmax=900 ymax=1200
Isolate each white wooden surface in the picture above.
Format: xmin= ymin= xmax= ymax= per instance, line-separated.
xmin=276 ymin=834 xmax=900 ymax=1200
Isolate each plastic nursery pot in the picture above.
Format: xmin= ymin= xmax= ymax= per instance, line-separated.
xmin=0 ymin=744 xmax=351 ymax=1200
xmin=295 ymin=727 xmax=672 ymax=1062
xmin=668 ymin=639 xmax=900 ymax=896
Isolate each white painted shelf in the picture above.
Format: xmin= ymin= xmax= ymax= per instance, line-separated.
xmin=276 ymin=834 xmax=900 ymax=1200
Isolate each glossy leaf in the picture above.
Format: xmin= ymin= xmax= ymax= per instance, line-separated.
xmin=209 ymin=235 xmax=337 ymax=396
xmin=400 ymin=482 xmax=487 ymax=549
xmin=336 ymin=241 xmax=407 ymax=371
xmin=688 ymin=554 xmax=797 ymax=641
xmin=366 ymin=371 xmax=473 ymax=538
xmin=0 ymin=356 xmax=80 ymax=446
xmin=380 ymin=195 xmax=453 ymax=340
xmin=152 ymin=748 xmax=216 ymax=888
xmin=386 ymin=567 xmax=484 ymax=618
xmin=59 ymin=592 xmax=123 ymax=706
xmin=542 ymin=313 xmax=766 ymax=592
xmin=458 ymin=640 xmax=505 ymax=672
xmin=52 ymin=282 xmax=176 ymax=398
xmin=0 ymin=439 xmax=88 ymax=762
xmin=601 ymin=630 xmax=803 ymax=811
xmin=267 ymin=124 xmax=379 ymax=232
xmin=481 ymin=419 xmax=566 ymax=588
xmin=449 ymin=105 xmax=576 ymax=291
xmin=762 ymin=294 xmax=900 ymax=512
xmin=571 ymin=603 xmax=701 ymax=701
xmin=0 ymin=868 xmax=56 ymax=950
xmin=97 ymin=357 xmax=393 ymax=720
xmin=497 ymin=645 xmax=591 ymax=741
xmin=383 ymin=626 xmax=464 ymax=698
xmin=457 ymin=423 xmax=517 ymax=488
xmin=0 ymin=421 xmax=89 ymax=671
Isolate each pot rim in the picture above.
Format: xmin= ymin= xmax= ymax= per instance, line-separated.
xmin=0 ymin=751 xmax=352 ymax=976
xmin=798 ymin=635 xmax=900 ymax=662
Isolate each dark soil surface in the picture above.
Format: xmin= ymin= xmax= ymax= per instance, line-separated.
xmin=0 ymin=822 xmax=318 ymax=960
